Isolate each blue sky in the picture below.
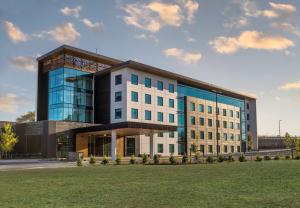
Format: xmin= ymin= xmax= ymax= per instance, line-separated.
xmin=0 ymin=0 xmax=299 ymax=135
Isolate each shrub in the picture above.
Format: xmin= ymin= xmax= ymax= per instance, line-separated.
xmin=255 ymin=155 xmax=262 ymax=162
xmin=227 ymin=154 xmax=235 ymax=162
xmin=77 ymin=158 xmax=83 ymax=166
xmin=295 ymin=155 xmax=300 ymax=160
xmin=264 ymin=155 xmax=271 ymax=161
xmin=194 ymin=152 xmax=200 ymax=163
xmin=285 ymin=155 xmax=291 ymax=160
xmin=182 ymin=154 xmax=189 ymax=164
xmin=239 ymin=154 xmax=247 ymax=162
xmin=217 ymin=155 xmax=225 ymax=163
xmin=206 ymin=155 xmax=214 ymax=164
xmin=142 ymin=153 xmax=149 ymax=164
xmin=154 ymin=154 xmax=160 ymax=164
xmin=130 ymin=155 xmax=135 ymax=164
xmin=89 ymin=155 xmax=96 ymax=165
xmin=101 ymin=156 xmax=109 ymax=165
xmin=169 ymin=154 xmax=177 ymax=165
xmin=115 ymin=154 xmax=121 ymax=165
xmin=274 ymin=155 xmax=280 ymax=160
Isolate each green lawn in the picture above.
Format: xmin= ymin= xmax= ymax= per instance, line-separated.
xmin=0 ymin=161 xmax=300 ymax=208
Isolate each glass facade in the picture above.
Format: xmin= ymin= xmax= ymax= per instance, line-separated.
xmin=177 ymin=83 xmax=246 ymax=154
xmin=48 ymin=67 xmax=93 ymax=123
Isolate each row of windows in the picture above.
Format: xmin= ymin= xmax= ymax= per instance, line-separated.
xmin=190 ymin=117 xmax=240 ymax=130
xmin=157 ymin=144 xmax=175 ymax=154
xmin=190 ymin=130 xmax=241 ymax=141
xmin=115 ymin=74 xmax=175 ymax=93
xmin=114 ymin=108 xmax=175 ymax=123
xmin=190 ymin=102 xmax=240 ymax=118
xmin=192 ymin=144 xmax=241 ymax=153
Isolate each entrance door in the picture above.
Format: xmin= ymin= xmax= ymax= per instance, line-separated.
xmin=88 ymin=136 xmax=111 ymax=157
xmin=126 ymin=137 xmax=135 ymax=156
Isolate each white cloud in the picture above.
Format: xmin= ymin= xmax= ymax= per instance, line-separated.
xmin=272 ymin=22 xmax=300 ymax=38
xmin=0 ymin=93 xmax=18 ymax=114
xmin=269 ymin=2 xmax=296 ymax=13
xmin=34 ymin=23 xmax=80 ymax=44
xmin=164 ymin=48 xmax=202 ymax=64
xmin=135 ymin=33 xmax=159 ymax=43
xmin=61 ymin=6 xmax=82 ymax=18
xmin=187 ymin=37 xmax=196 ymax=42
xmin=122 ymin=0 xmax=199 ymax=32
xmin=210 ymin=30 xmax=294 ymax=54
xmin=2 ymin=20 xmax=27 ymax=43
xmin=279 ymin=81 xmax=300 ymax=91
xmin=242 ymin=1 xmax=279 ymax=19
xmin=10 ymin=56 xmax=36 ymax=72
xmin=223 ymin=16 xmax=249 ymax=29
xmin=82 ymin=18 xmax=104 ymax=31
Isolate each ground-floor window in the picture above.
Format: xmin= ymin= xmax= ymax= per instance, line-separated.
xmin=200 ymin=145 xmax=204 ymax=153
xmin=56 ymin=136 xmax=71 ymax=158
xmin=208 ymin=145 xmax=213 ymax=153
xmin=169 ymin=144 xmax=174 ymax=154
xmin=158 ymin=144 xmax=163 ymax=153
xmin=88 ymin=136 xmax=111 ymax=157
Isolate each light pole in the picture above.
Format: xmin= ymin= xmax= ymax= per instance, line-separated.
xmin=279 ymin=120 xmax=282 ymax=138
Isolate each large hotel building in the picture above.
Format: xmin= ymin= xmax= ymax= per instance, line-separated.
xmin=11 ymin=45 xmax=257 ymax=159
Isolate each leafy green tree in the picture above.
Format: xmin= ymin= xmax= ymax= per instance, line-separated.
xmin=295 ymin=138 xmax=300 ymax=157
xmin=0 ymin=123 xmax=19 ymax=158
xmin=284 ymin=132 xmax=294 ymax=158
xmin=247 ymin=133 xmax=254 ymax=160
xmin=16 ymin=111 xmax=35 ymax=123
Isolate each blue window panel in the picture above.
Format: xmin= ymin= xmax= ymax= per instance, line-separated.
xmin=115 ymin=108 xmax=122 ymax=119
xmin=131 ymin=91 xmax=138 ymax=102
xmin=131 ymin=108 xmax=138 ymax=119
xmin=157 ymin=81 xmax=163 ymax=91
xmin=169 ymin=99 xmax=174 ymax=108
xmin=168 ymin=83 xmax=175 ymax=93
xmin=145 ymin=94 xmax=151 ymax=104
xmin=190 ymin=102 xmax=195 ymax=111
xmin=157 ymin=112 xmax=163 ymax=122
xmin=207 ymin=106 xmax=212 ymax=114
xmin=157 ymin=96 xmax=163 ymax=106
xmin=131 ymin=74 xmax=138 ymax=85
xmin=169 ymin=114 xmax=175 ymax=123
xmin=145 ymin=77 xmax=151 ymax=88
xmin=145 ymin=110 xmax=151 ymax=120
xmin=199 ymin=104 xmax=204 ymax=112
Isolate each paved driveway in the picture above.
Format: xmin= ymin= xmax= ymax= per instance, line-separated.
xmin=0 ymin=159 xmax=76 ymax=171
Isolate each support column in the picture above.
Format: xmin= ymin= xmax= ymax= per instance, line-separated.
xmin=111 ymin=130 xmax=117 ymax=161
xmin=150 ymin=132 xmax=154 ymax=159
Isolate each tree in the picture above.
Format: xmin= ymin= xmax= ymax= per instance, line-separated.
xmin=294 ymin=138 xmax=300 ymax=157
xmin=247 ymin=133 xmax=254 ymax=160
xmin=284 ymin=132 xmax=294 ymax=158
xmin=0 ymin=123 xmax=19 ymax=158
xmin=16 ymin=111 xmax=35 ymax=123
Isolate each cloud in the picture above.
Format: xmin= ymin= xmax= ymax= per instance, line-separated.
xmin=135 ymin=33 xmax=159 ymax=43
xmin=269 ymin=2 xmax=296 ymax=13
xmin=10 ymin=56 xmax=36 ymax=72
xmin=121 ymin=0 xmax=198 ymax=32
xmin=224 ymin=17 xmax=249 ymax=29
xmin=2 ymin=20 xmax=27 ymax=43
xmin=242 ymin=1 xmax=279 ymax=19
xmin=164 ymin=48 xmax=202 ymax=64
xmin=82 ymin=18 xmax=104 ymax=31
xmin=61 ymin=6 xmax=82 ymax=18
xmin=209 ymin=30 xmax=294 ymax=54
xmin=272 ymin=22 xmax=300 ymax=38
xmin=0 ymin=93 xmax=18 ymax=114
xmin=187 ymin=37 xmax=196 ymax=42
xmin=279 ymin=81 xmax=300 ymax=91
xmin=34 ymin=23 xmax=80 ymax=44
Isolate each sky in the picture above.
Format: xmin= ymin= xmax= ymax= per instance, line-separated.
xmin=0 ymin=0 xmax=299 ymax=135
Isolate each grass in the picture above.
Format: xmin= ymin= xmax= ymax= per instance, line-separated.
xmin=0 ymin=160 xmax=300 ymax=208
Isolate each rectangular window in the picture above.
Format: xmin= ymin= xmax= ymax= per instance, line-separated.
xmin=190 ymin=102 xmax=195 ymax=111
xmin=230 ymin=122 xmax=234 ymax=129
xmin=247 ymin=114 xmax=250 ymax=120
xmin=231 ymin=146 xmax=234 ymax=153
xmin=157 ymin=112 xmax=163 ymax=122
xmin=236 ymin=123 xmax=240 ymax=130
xmin=157 ymin=81 xmax=163 ymax=91
xmin=145 ymin=77 xmax=151 ymax=88
xmin=247 ymin=103 xmax=250 ymax=109
xmin=237 ymin=134 xmax=241 ymax=141
xmin=223 ymin=133 xmax=227 ymax=141
xmin=145 ymin=94 xmax=151 ymax=104
xmin=115 ymin=74 xmax=122 ymax=85
xmin=115 ymin=91 xmax=122 ymax=102
xmin=223 ymin=121 xmax=227 ymax=128
xmin=158 ymin=144 xmax=163 ymax=153
xmin=191 ymin=130 xmax=196 ymax=139
xmin=190 ymin=116 xmax=196 ymax=125
xmin=157 ymin=96 xmax=164 ymax=106
xmin=131 ymin=91 xmax=138 ymax=102
xmin=169 ymin=114 xmax=175 ymax=123
xmin=200 ymin=131 xmax=205 ymax=139
xmin=200 ymin=117 xmax=205 ymax=126
xmin=230 ymin=110 xmax=233 ymax=117
xmin=169 ymin=131 xmax=175 ymax=138
xmin=236 ymin=111 xmax=240 ymax=119
xmin=216 ymin=120 xmax=220 ymax=128
xmin=230 ymin=133 xmax=234 ymax=141
xmin=247 ymin=124 xmax=250 ymax=131
xmin=207 ymin=106 xmax=212 ymax=114
xmin=145 ymin=110 xmax=151 ymax=120
xmin=217 ymin=133 xmax=220 ymax=140
xmin=200 ymin=145 xmax=205 ymax=153
xmin=131 ymin=108 xmax=138 ymax=119
xmin=223 ymin=109 xmax=227 ymax=116
xmin=208 ymin=145 xmax=213 ymax=153
xmin=131 ymin=74 xmax=138 ymax=85
xmin=208 ymin=119 xmax=213 ymax=127
xmin=115 ymin=108 xmax=122 ymax=119
xmin=199 ymin=104 xmax=204 ymax=112
xmin=158 ymin=132 xmax=163 ymax=137
xmin=168 ymin=83 xmax=175 ymax=93
xmin=169 ymin=99 xmax=174 ymax=108
xmin=237 ymin=146 xmax=241 ymax=152
xmin=208 ymin=132 xmax=213 ymax=140
xmin=169 ymin=144 xmax=174 ymax=153
xmin=224 ymin=145 xmax=228 ymax=153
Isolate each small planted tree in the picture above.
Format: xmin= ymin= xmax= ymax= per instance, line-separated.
xmin=247 ymin=133 xmax=254 ymax=161
xmin=284 ymin=132 xmax=294 ymax=158
xmin=227 ymin=154 xmax=235 ymax=162
xmin=153 ymin=154 xmax=160 ymax=164
xmin=169 ymin=154 xmax=177 ymax=165
xmin=239 ymin=154 xmax=247 ymax=162
xmin=89 ymin=155 xmax=96 ymax=165
xmin=101 ymin=156 xmax=109 ymax=165
xmin=182 ymin=154 xmax=188 ymax=164
xmin=130 ymin=155 xmax=135 ymax=164
xmin=115 ymin=154 xmax=121 ymax=165
xmin=194 ymin=152 xmax=200 ymax=163
xmin=217 ymin=155 xmax=225 ymax=163
xmin=295 ymin=139 xmax=300 ymax=158
xmin=0 ymin=123 xmax=19 ymax=159
xmin=206 ymin=155 xmax=214 ymax=164
xmin=142 ymin=153 xmax=148 ymax=164
xmin=77 ymin=157 xmax=83 ymax=166
xmin=255 ymin=154 xmax=262 ymax=162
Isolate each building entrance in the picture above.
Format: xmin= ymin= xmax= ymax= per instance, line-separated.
xmin=88 ymin=136 xmax=111 ymax=157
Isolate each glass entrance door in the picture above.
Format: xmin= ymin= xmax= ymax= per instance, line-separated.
xmin=126 ymin=137 xmax=135 ymax=156
xmin=88 ymin=136 xmax=111 ymax=157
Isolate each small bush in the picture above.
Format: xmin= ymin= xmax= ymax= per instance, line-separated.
xmin=130 ymin=155 xmax=136 ymax=164
xmin=194 ymin=152 xmax=200 ymax=163
xmin=154 ymin=154 xmax=160 ymax=164
xmin=206 ymin=155 xmax=214 ymax=164
xmin=89 ymin=155 xmax=96 ymax=165
xmin=217 ymin=155 xmax=225 ymax=163
xmin=239 ymin=154 xmax=247 ymax=162
xmin=227 ymin=154 xmax=235 ymax=162
xmin=77 ymin=158 xmax=83 ymax=166
xmin=274 ymin=155 xmax=280 ymax=160
xmin=182 ymin=154 xmax=189 ymax=164
xmin=142 ymin=153 xmax=149 ymax=164
xmin=101 ymin=156 xmax=109 ymax=165
xmin=264 ymin=155 xmax=271 ymax=161
xmin=169 ymin=154 xmax=177 ymax=165
xmin=295 ymin=155 xmax=300 ymax=160
xmin=285 ymin=155 xmax=291 ymax=160
xmin=255 ymin=155 xmax=262 ymax=162
xmin=115 ymin=154 xmax=121 ymax=165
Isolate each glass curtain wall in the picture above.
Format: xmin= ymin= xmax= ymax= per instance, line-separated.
xmin=48 ymin=67 xmax=93 ymax=123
